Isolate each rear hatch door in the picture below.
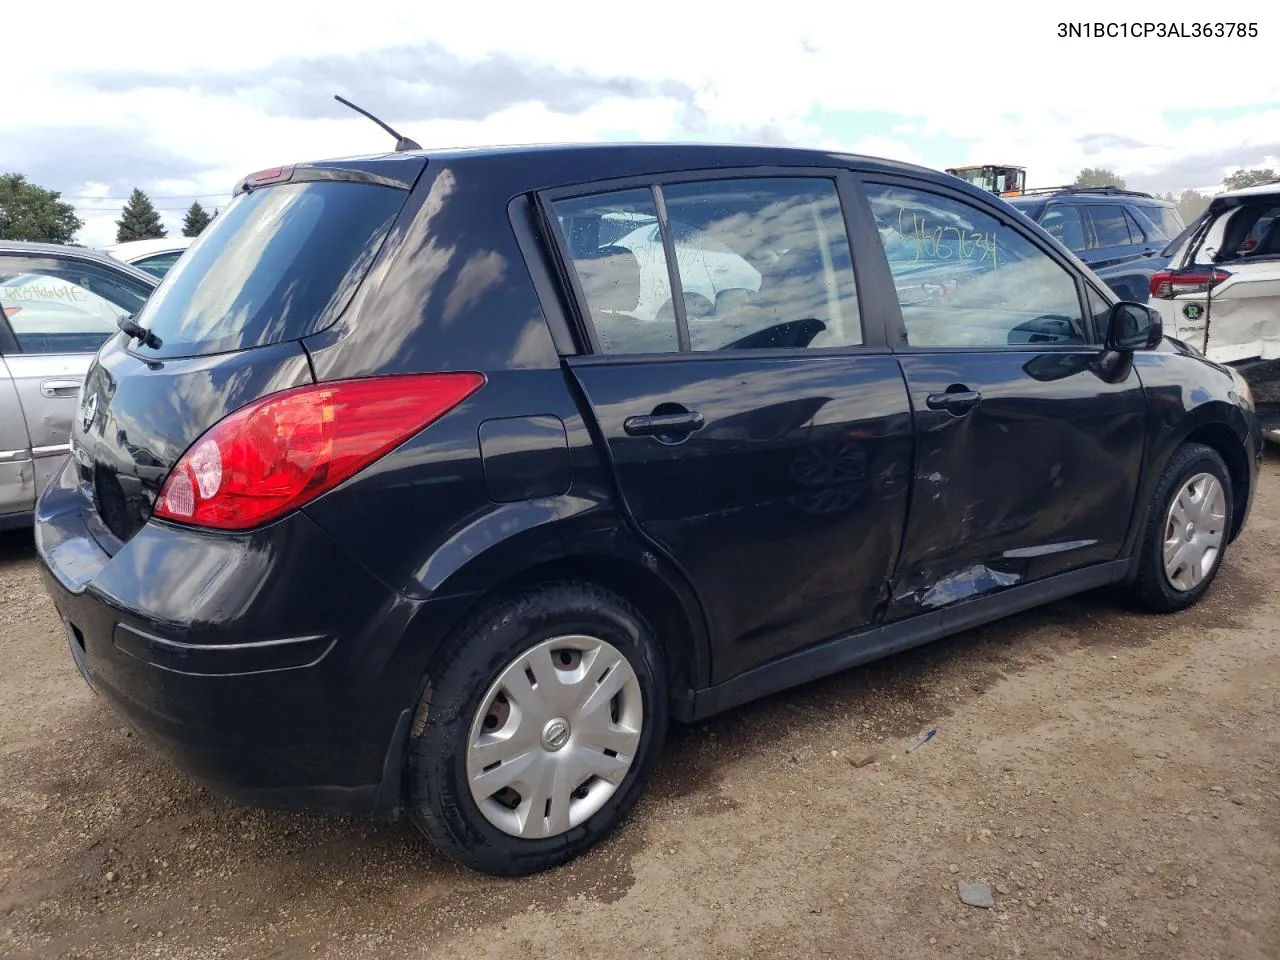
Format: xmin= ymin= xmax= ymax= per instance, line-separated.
xmin=68 ymin=155 xmax=426 ymax=549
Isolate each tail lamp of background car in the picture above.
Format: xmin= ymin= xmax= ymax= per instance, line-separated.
xmin=152 ymin=373 xmax=485 ymax=530
xmin=1150 ymin=268 xmax=1231 ymax=300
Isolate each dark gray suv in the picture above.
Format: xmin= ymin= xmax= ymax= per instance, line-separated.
xmin=1006 ymin=187 xmax=1185 ymax=303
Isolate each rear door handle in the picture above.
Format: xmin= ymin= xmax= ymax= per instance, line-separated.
xmin=926 ymin=390 xmax=982 ymax=413
xmin=623 ymin=410 xmax=705 ymax=438
xmin=40 ymin=378 xmax=83 ymax=399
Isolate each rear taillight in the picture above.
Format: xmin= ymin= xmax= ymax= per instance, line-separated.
xmin=1150 ymin=268 xmax=1231 ymax=299
xmin=153 ymin=373 xmax=484 ymax=530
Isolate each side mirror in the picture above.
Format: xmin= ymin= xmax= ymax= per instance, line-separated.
xmin=1105 ymin=301 xmax=1162 ymax=351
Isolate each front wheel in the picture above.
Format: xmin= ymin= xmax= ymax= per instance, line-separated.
xmin=1133 ymin=443 xmax=1233 ymax=612
xmin=405 ymin=583 xmax=668 ymax=876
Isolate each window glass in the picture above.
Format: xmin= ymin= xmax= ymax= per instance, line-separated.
xmin=552 ymin=178 xmax=862 ymax=354
xmin=1087 ymin=285 xmax=1112 ymax=338
xmin=553 ymin=189 xmax=679 ymax=355
xmin=1135 ymin=204 xmax=1183 ymax=240
xmin=659 ymin=178 xmax=861 ymax=350
xmin=1038 ymin=205 xmax=1087 ymax=253
xmin=1086 ymin=205 xmax=1134 ymax=248
xmin=0 ymin=255 xmax=152 ymax=354
xmin=865 ymin=183 xmax=1087 ymax=348
xmin=130 ymin=180 xmax=407 ymax=360
xmin=134 ymin=251 xmax=183 ymax=277
xmin=1123 ymin=208 xmax=1149 ymax=244
xmin=1233 ymin=204 xmax=1280 ymax=257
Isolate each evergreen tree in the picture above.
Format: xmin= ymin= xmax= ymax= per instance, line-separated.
xmin=115 ymin=188 xmax=166 ymax=242
xmin=182 ymin=200 xmax=212 ymax=237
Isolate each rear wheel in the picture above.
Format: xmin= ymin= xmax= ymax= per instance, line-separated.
xmin=1133 ymin=443 xmax=1232 ymax=612
xmin=405 ymin=583 xmax=667 ymax=876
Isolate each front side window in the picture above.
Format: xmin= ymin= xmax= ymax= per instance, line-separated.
xmin=0 ymin=255 xmax=151 ymax=355
xmin=1039 ymin=205 xmax=1087 ymax=253
xmin=865 ymin=183 xmax=1087 ymax=348
xmin=551 ymin=177 xmax=862 ymax=354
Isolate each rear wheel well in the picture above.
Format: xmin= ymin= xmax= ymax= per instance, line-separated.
xmin=1184 ymin=422 xmax=1250 ymax=539
xmin=440 ymin=555 xmax=704 ymax=709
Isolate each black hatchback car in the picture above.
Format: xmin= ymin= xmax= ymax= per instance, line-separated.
xmin=35 ymin=143 xmax=1261 ymax=876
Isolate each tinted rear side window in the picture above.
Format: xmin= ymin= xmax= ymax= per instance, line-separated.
xmin=1135 ymin=204 xmax=1183 ymax=240
xmin=551 ymin=177 xmax=861 ymax=354
xmin=131 ymin=181 xmax=407 ymax=359
xmin=1085 ymin=205 xmax=1134 ymax=248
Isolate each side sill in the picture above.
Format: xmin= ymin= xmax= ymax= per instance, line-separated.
xmin=680 ymin=560 xmax=1129 ymax=722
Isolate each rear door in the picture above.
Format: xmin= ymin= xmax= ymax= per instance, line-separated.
xmin=0 ymin=353 xmax=34 ymax=522
xmin=859 ymin=177 xmax=1147 ymax=621
xmin=0 ymin=252 xmax=153 ymax=502
xmin=543 ymin=172 xmax=915 ymax=682
xmin=1083 ymin=203 xmax=1147 ymax=269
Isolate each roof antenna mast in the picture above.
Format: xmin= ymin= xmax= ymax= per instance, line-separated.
xmin=333 ymin=95 xmax=422 ymax=152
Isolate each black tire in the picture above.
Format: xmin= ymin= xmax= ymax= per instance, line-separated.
xmin=1133 ymin=443 xmax=1233 ymax=613
xmin=405 ymin=582 xmax=668 ymax=876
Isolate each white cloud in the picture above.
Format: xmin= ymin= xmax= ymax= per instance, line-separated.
xmin=6 ymin=0 xmax=1279 ymax=246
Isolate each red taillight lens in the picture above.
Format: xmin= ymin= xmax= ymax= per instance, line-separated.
xmin=153 ymin=373 xmax=484 ymax=530
xmin=1150 ymin=268 xmax=1231 ymax=299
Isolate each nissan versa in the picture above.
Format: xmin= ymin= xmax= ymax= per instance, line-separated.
xmin=35 ymin=143 xmax=1261 ymax=876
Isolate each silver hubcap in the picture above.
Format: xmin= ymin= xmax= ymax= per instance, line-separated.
xmin=1163 ymin=472 xmax=1226 ymax=591
xmin=466 ymin=635 xmax=643 ymax=839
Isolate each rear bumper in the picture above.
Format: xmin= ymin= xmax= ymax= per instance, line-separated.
xmin=34 ymin=459 xmax=464 ymax=817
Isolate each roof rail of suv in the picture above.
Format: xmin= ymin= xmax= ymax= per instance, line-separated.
xmin=1016 ymin=185 xmax=1156 ymax=199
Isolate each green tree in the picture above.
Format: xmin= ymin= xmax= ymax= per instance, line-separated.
xmin=181 ymin=200 xmax=212 ymax=237
xmin=115 ymin=188 xmax=166 ymax=242
xmin=1074 ymin=168 xmax=1128 ymax=190
xmin=1223 ymin=167 xmax=1277 ymax=191
xmin=0 ymin=173 xmax=84 ymax=243
xmin=1176 ymin=189 xmax=1211 ymax=224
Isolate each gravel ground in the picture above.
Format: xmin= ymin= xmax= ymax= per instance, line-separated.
xmin=1 ymin=458 xmax=1278 ymax=960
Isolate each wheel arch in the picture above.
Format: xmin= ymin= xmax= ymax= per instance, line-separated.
xmin=1120 ymin=399 xmax=1253 ymax=583
xmin=1182 ymin=419 xmax=1252 ymax=541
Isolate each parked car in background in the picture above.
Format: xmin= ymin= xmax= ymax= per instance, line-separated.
xmin=1147 ymin=179 xmax=1280 ymax=437
xmin=35 ymin=144 xmax=1259 ymax=879
xmin=1 ymin=241 xmax=157 ymax=529
xmin=101 ymin=237 xmax=195 ymax=278
xmin=1005 ymin=186 xmax=1185 ymax=303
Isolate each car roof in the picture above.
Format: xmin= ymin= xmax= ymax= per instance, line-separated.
xmin=0 ymin=240 xmax=160 ymax=287
xmin=101 ymin=237 xmax=195 ymax=259
xmin=1216 ymin=181 xmax=1280 ymax=201
xmin=279 ymin=141 xmax=994 ymax=198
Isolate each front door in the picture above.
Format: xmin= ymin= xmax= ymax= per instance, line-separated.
xmin=546 ymin=174 xmax=915 ymax=682
xmin=861 ymin=180 xmax=1147 ymax=621
xmin=0 ymin=253 xmax=153 ymax=497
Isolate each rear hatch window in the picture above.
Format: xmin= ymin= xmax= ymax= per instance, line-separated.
xmin=129 ymin=179 xmax=409 ymax=359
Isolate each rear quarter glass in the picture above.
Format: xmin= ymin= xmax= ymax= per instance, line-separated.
xmin=128 ymin=181 xmax=408 ymax=360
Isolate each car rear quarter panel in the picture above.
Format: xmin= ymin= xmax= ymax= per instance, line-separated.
xmin=298 ymin=157 xmax=712 ymax=696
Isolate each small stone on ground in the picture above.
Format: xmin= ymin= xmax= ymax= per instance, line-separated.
xmin=958 ymin=882 xmax=995 ymax=909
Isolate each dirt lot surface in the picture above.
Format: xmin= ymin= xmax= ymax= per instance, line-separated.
xmin=2 ymin=462 xmax=1278 ymax=960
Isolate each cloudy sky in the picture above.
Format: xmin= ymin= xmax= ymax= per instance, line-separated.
xmin=7 ymin=2 xmax=1278 ymax=246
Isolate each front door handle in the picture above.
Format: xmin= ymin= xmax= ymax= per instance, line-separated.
xmin=40 ymin=378 xmax=83 ymax=399
xmin=623 ymin=410 xmax=705 ymax=439
xmin=926 ymin=389 xmax=982 ymax=414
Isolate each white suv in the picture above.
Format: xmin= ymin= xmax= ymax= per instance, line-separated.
xmin=1149 ymin=181 xmax=1280 ymax=361
xmin=1149 ymin=180 xmax=1280 ymax=434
